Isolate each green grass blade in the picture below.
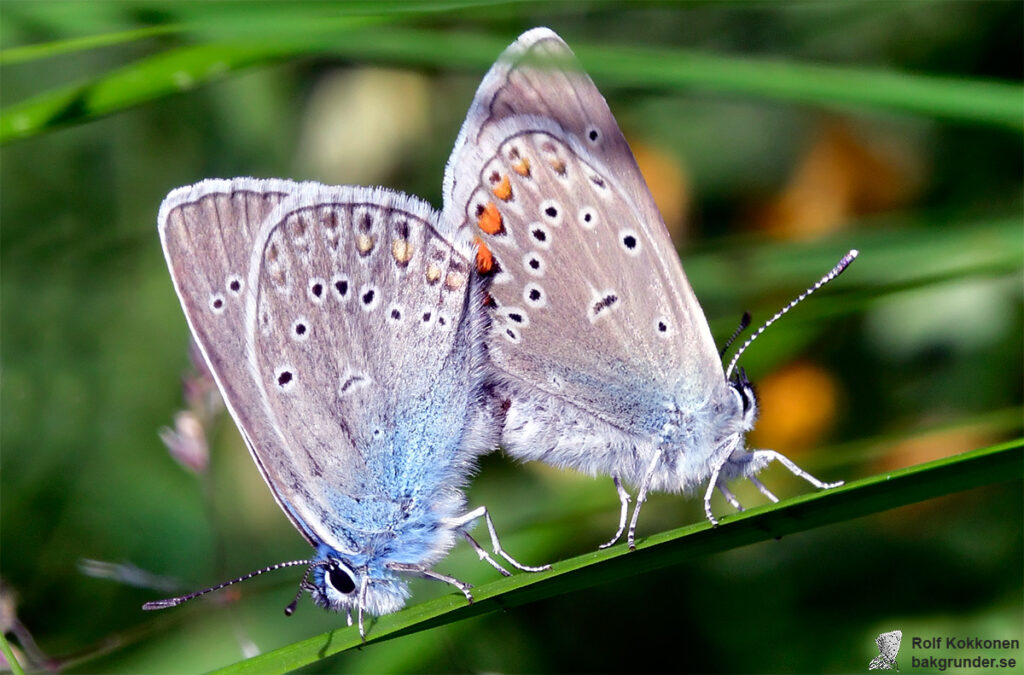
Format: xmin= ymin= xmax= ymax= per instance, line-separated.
xmin=0 ymin=631 xmax=26 ymax=675
xmin=0 ymin=25 xmax=182 ymax=66
xmin=0 ymin=43 xmax=290 ymax=143
xmin=4 ymin=25 xmax=1022 ymax=144
xmin=573 ymin=43 xmax=1024 ymax=130
xmin=209 ymin=439 xmax=1023 ymax=674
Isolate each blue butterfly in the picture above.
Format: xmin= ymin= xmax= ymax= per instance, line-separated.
xmin=441 ymin=28 xmax=854 ymax=549
xmin=151 ymin=179 xmax=546 ymax=637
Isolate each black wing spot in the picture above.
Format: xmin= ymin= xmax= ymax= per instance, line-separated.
xmin=335 ymin=280 xmax=349 ymax=297
xmin=277 ymin=371 xmax=293 ymax=387
xmin=362 ymin=289 xmax=375 ymax=305
xmin=339 ymin=375 xmax=365 ymax=394
xmin=592 ymin=294 xmax=618 ymax=317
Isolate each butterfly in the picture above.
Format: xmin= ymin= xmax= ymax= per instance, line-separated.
xmin=149 ymin=179 xmax=546 ymax=638
xmin=869 ymin=630 xmax=902 ymax=670
xmin=440 ymin=28 xmax=854 ymax=550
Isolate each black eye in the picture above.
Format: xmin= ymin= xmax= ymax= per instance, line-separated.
xmin=327 ymin=564 xmax=356 ymax=595
xmin=733 ymin=379 xmax=756 ymax=415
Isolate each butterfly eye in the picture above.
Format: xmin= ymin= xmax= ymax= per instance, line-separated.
xmin=731 ymin=369 xmax=758 ymax=421
xmin=326 ymin=563 xmax=357 ymax=595
xmin=738 ymin=386 xmax=752 ymax=413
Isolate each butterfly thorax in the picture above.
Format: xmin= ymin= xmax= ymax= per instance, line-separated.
xmin=647 ymin=377 xmax=757 ymax=493
xmin=306 ymin=478 xmax=464 ymax=617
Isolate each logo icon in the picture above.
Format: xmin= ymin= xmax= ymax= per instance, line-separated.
xmin=869 ymin=630 xmax=902 ymax=670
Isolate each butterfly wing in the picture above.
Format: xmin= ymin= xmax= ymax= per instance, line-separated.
xmin=442 ymin=29 xmax=726 ymax=450
xmin=160 ymin=180 xmax=485 ymax=558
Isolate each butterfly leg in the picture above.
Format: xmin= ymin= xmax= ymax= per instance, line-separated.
xmin=447 ymin=506 xmax=552 ymax=573
xmin=748 ymin=476 xmax=780 ymax=503
xmin=462 ymin=531 xmax=512 ymax=577
xmin=387 ymin=562 xmax=474 ymax=603
xmin=717 ymin=482 xmax=744 ymax=512
xmin=627 ymin=448 xmax=664 ymax=551
xmin=598 ymin=475 xmax=631 ymax=549
xmin=747 ymin=450 xmax=844 ymax=490
xmin=357 ymin=576 xmax=370 ymax=641
xmin=703 ymin=462 xmax=724 ymax=526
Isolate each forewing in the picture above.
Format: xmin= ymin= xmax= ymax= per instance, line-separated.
xmin=442 ymin=29 xmax=725 ymax=433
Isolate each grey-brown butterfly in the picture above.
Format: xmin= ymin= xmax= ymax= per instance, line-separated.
xmin=150 ymin=179 xmax=546 ymax=638
xmin=442 ymin=28 xmax=855 ymax=549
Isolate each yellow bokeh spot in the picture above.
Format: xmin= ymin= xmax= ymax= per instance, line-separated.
xmin=748 ymin=361 xmax=839 ymax=454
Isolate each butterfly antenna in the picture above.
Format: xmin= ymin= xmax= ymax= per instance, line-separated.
xmin=725 ymin=249 xmax=858 ymax=381
xmin=142 ymin=559 xmax=313 ymax=611
xmin=719 ymin=311 xmax=752 ymax=358
xmin=284 ymin=561 xmax=326 ymax=616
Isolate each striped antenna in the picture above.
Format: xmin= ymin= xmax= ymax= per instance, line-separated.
xmin=142 ymin=558 xmax=314 ymax=611
xmin=719 ymin=311 xmax=752 ymax=358
xmin=725 ymin=250 xmax=859 ymax=381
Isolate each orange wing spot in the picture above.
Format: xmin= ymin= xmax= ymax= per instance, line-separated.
xmin=491 ymin=175 xmax=513 ymax=201
xmin=512 ymin=157 xmax=531 ymax=177
xmin=548 ymin=157 xmax=566 ymax=175
xmin=475 ymin=236 xmax=494 ymax=274
xmin=477 ymin=202 xmax=504 ymax=235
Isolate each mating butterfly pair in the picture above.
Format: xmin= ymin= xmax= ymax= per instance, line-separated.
xmin=147 ymin=28 xmax=853 ymax=637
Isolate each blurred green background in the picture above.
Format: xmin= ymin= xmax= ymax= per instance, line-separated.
xmin=2 ymin=2 xmax=1021 ymax=672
